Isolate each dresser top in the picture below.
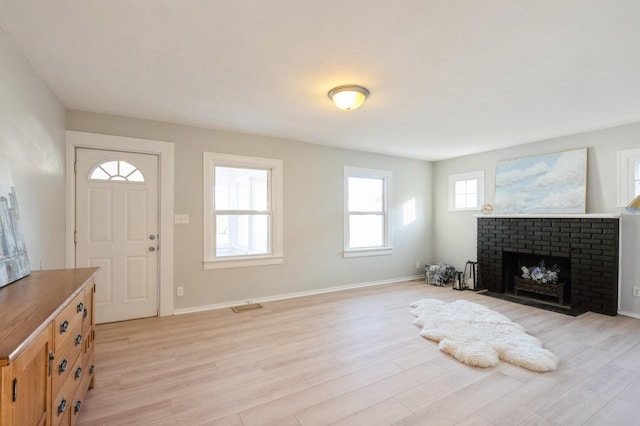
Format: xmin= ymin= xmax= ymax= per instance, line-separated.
xmin=0 ymin=268 xmax=99 ymax=366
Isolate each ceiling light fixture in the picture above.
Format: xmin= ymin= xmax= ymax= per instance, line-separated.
xmin=328 ymin=85 xmax=370 ymax=110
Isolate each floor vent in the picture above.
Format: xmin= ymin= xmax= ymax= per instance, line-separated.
xmin=231 ymin=303 xmax=263 ymax=313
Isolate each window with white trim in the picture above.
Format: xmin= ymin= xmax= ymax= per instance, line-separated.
xmin=344 ymin=167 xmax=392 ymax=258
xmin=617 ymin=148 xmax=640 ymax=206
xmin=203 ymin=152 xmax=283 ymax=269
xmin=448 ymin=170 xmax=484 ymax=211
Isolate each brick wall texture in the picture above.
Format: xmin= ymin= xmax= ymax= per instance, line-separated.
xmin=477 ymin=217 xmax=619 ymax=315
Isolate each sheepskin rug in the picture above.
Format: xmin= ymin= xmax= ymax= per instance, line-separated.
xmin=410 ymin=299 xmax=558 ymax=372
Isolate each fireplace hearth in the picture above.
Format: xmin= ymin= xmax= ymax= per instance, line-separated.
xmin=477 ymin=215 xmax=620 ymax=315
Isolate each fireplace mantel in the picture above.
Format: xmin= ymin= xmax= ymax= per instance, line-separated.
xmin=475 ymin=213 xmax=621 ymax=219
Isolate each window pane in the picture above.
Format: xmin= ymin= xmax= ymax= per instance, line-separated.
xmin=466 ymin=193 xmax=478 ymax=207
xmin=635 ymin=159 xmax=640 ymax=180
xmin=348 ymin=177 xmax=383 ymax=211
xmin=215 ymin=167 xmax=268 ymax=210
xmin=466 ymin=179 xmax=477 ymax=193
xmin=216 ymin=214 xmax=270 ymax=256
xmin=635 ymin=180 xmax=640 ymax=197
xmin=128 ymin=170 xmax=145 ymax=182
xmin=90 ymin=168 xmax=110 ymax=180
xmin=119 ymin=161 xmax=136 ymax=177
xmin=101 ymin=161 xmax=118 ymax=175
xmin=349 ymin=215 xmax=383 ymax=248
xmin=455 ymin=180 xmax=466 ymax=194
xmin=455 ymin=194 xmax=466 ymax=209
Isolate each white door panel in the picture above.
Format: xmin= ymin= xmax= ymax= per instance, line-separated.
xmin=89 ymin=257 xmax=113 ymax=305
xmin=89 ymin=188 xmax=113 ymax=242
xmin=76 ymin=148 xmax=159 ymax=323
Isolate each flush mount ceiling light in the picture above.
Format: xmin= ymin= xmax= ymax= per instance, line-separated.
xmin=328 ymin=85 xmax=370 ymax=110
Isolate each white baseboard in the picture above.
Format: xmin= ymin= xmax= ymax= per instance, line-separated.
xmin=173 ymin=275 xmax=423 ymax=315
xmin=618 ymin=310 xmax=640 ymax=319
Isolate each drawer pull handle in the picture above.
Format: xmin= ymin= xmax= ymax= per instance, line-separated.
xmin=75 ymin=334 xmax=83 ymax=346
xmin=60 ymin=320 xmax=69 ymax=334
xmin=77 ymin=302 xmax=84 ymax=314
xmin=89 ymin=365 xmax=95 ymax=375
xmin=83 ymin=307 xmax=88 ymax=320
xmin=48 ymin=352 xmax=55 ymax=377
xmin=74 ymin=400 xmax=82 ymax=414
xmin=57 ymin=398 xmax=67 ymax=415
xmin=74 ymin=367 xmax=82 ymax=380
xmin=58 ymin=358 xmax=68 ymax=374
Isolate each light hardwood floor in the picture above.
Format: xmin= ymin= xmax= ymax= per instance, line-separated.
xmin=76 ymin=280 xmax=640 ymax=425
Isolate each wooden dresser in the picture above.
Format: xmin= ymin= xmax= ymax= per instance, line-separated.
xmin=0 ymin=268 xmax=98 ymax=426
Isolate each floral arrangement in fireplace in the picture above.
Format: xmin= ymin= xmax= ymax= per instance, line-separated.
xmin=521 ymin=260 xmax=559 ymax=284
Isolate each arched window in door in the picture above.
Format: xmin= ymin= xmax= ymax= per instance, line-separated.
xmin=88 ymin=160 xmax=145 ymax=182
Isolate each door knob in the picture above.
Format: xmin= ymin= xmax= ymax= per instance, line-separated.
xmin=148 ymin=246 xmax=156 ymax=252
xmin=149 ymin=235 xmax=156 ymax=240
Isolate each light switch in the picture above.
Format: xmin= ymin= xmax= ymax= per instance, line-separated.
xmin=174 ymin=214 xmax=190 ymax=224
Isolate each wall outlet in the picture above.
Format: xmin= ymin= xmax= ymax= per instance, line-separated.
xmin=633 ymin=287 xmax=640 ymax=297
xmin=176 ymin=286 xmax=184 ymax=297
xmin=415 ymin=261 xmax=420 ymax=269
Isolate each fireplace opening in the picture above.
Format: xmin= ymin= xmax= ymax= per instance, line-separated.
xmin=502 ymin=251 xmax=571 ymax=308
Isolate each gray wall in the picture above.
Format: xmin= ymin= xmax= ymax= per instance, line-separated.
xmin=4 ymin=22 xmax=637 ymax=316
xmin=433 ymin=123 xmax=640 ymax=317
xmin=67 ymin=110 xmax=434 ymax=310
xmin=0 ymin=28 xmax=67 ymax=270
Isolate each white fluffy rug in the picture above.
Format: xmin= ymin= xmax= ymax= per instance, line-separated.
xmin=410 ymin=299 xmax=558 ymax=372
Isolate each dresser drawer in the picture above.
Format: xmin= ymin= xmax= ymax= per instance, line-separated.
xmin=83 ymin=344 xmax=96 ymax=389
xmin=53 ymin=291 xmax=86 ymax=354
xmin=70 ymin=354 xmax=94 ymax=425
xmin=53 ymin=359 xmax=81 ymax=426
xmin=51 ymin=328 xmax=83 ymax=395
xmin=52 ymin=349 xmax=82 ymax=404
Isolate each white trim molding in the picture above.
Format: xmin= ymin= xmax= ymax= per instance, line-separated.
xmin=344 ymin=166 xmax=393 ymax=257
xmin=203 ymin=151 xmax=284 ymax=269
xmin=65 ymin=131 xmax=175 ymax=317
xmin=617 ymin=148 xmax=640 ymax=207
xmin=448 ymin=170 xmax=485 ymax=211
xmin=174 ymin=275 xmax=422 ymax=315
xmin=475 ymin=213 xmax=621 ymax=219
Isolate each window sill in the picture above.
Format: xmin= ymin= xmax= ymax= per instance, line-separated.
xmin=203 ymin=255 xmax=283 ymax=270
xmin=343 ymin=247 xmax=393 ymax=258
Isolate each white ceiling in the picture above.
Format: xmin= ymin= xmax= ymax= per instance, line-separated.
xmin=2 ymin=1 xmax=640 ymax=161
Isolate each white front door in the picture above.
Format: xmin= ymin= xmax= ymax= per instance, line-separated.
xmin=75 ymin=148 xmax=159 ymax=323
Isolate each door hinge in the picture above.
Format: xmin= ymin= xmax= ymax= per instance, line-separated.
xmin=74 ymin=231 xmax=77 ymax=245
xmin=74 ymin=161 xmax=77 ymax=174
xmin=12 ymin=378 xmax=18 ymax=402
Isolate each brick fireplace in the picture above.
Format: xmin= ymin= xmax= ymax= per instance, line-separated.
xmin=477 ymin=215 xmax=620 ymax=315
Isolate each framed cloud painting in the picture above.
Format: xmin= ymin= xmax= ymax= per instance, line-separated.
xmin=495 ymin=148 xmax=587 ymax=214
xmin=0 ymin=157 xmax=30 ymax=288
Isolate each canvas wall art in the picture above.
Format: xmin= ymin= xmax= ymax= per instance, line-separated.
xmin=494 ymin=148 xmax=587 ymax=214
xmin=0 ymin=157 xmax=30 ymax=288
